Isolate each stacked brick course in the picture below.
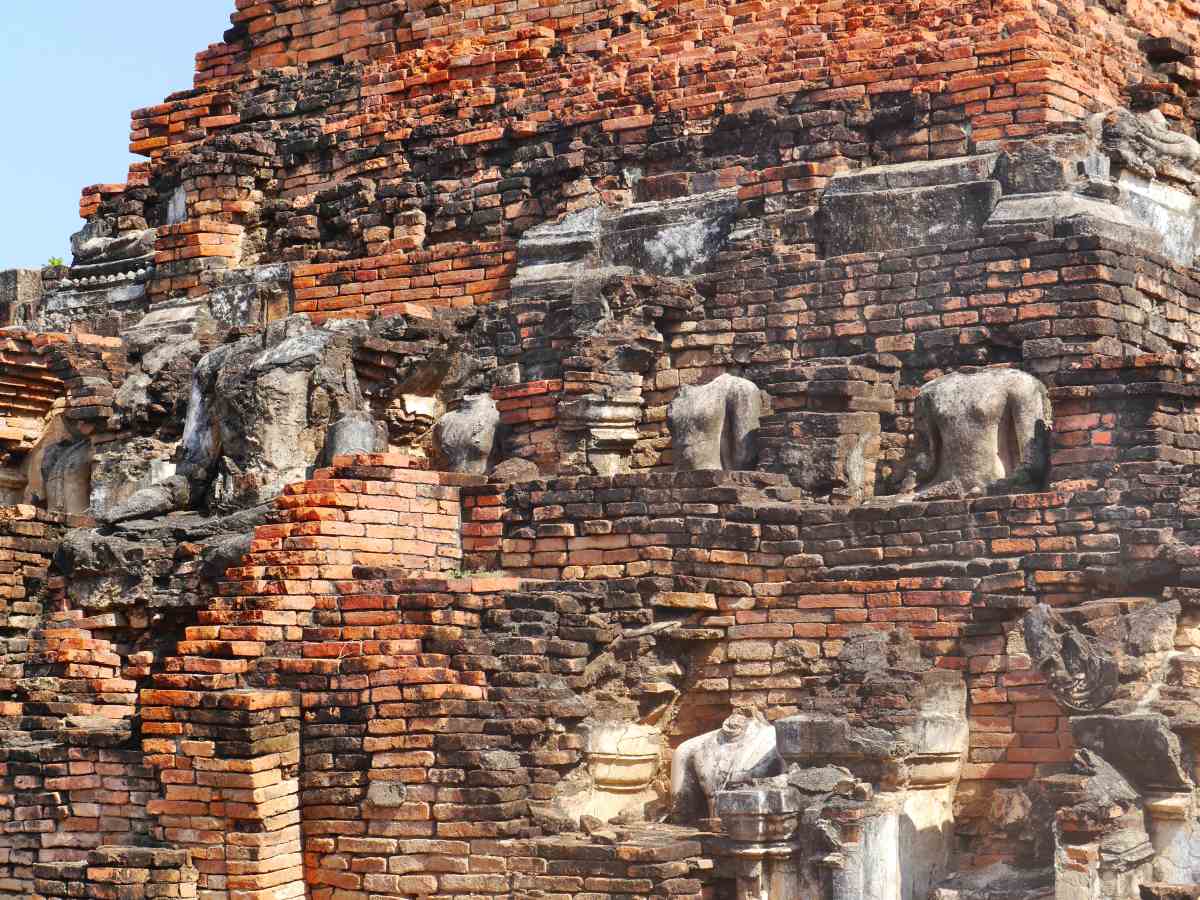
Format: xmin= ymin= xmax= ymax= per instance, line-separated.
xmin=293 ymin=243 xmax=517 ymax=319
xmin=0 ymin=507 xmax=65 ymax=708
xmin=124 ymin=453 xmax=717 ymax=898
xmin=54 ymin=0 xmax=1199 ymax=338
xmin=486 ymin=465 xmax=1200 ymax=865
xmin=33 ymin=847 xmax=198 ymax=900
xmin=0 ymin=735 xmax=160 ymax=897
xmin=0 ymin=331 xmax=124 ymax=455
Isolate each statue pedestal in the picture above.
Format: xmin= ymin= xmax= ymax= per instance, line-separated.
xmin=716 ymin=841 xmax=807 ymax=900
xmin=560 ymin=393 xmax=643 ymax=476
xmin=860 ymin=774 xmax=958 ymax=900
xmin=1145 ymin=792 xmax=1198 ymax=884
xmin=578 ymin=722 xmax=661 ymax=823
xmin=774 ymin=706 xmax=967 ymax=900
xmin=713 ymin=785 xmax=806 ymax=900
xmin=711 ymin=784 xmax=863 ymax=900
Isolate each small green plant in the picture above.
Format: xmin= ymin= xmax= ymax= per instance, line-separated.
xmin=46 ymin=257 xmax=64 ymax=268
xmin=447 ymin=568 xmax=506 ymax=580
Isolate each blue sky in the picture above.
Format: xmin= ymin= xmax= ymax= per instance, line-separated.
xmin=0 ymin=2 xmax=235 ymax=269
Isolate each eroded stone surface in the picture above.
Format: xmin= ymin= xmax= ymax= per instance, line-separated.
xmin=671 ymin=711 xmax=783 ymax=820
xmin=667 ymin=373 xmax=761 ymax=471
xmin=433 ymin=393 xmax=501 ymax=474
xmin=1024 ymin=603 xmax=1120 ymax=713
xmin=1091 ymin=108 xmax=1200 ymax=184
xmin=180 ymin=315 xmax=371 ymax=511
xmin=909 ymin=368 xmax=1051 ymax=499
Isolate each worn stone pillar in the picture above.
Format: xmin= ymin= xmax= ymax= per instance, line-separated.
xmin=0 ymin=269 xmax=42 ymax=325
xmin=774 ymin=665 xmax=967 ymax=900
xmin=714 ymin=785 xmax=808 ymax=900
xmin=558 ymin=387 xmax=643 ymax=475
xmin=894 ymin=761 xmax=962 ymax=900
xmin=578 ymin=722 xmax=661 ymax=823
xmin=1144 ymin=793 xmax=1198 ymax=884
xmin=828 ymin=804 xmax=869 ymax=900
xmin=723 ymin=845 xmax=807 ymax=900
xmin=711 ymin=781 xmax=874 ymax=900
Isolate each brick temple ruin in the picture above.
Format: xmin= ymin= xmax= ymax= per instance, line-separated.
xmin=6 ymin=0 xmax=1200 ymax=898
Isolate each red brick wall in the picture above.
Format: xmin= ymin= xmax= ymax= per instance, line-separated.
xmin=491 ymin=468 xmax=1188 ymax=864
xmin=85 ymin=0 xmax=1200 ymax=331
